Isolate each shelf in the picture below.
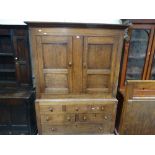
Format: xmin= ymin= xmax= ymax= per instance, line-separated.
xmin=0 ymin=52 xmax=14 ymax=56
xmin=128 ymin=55 xmax=145 ymax=59
xmin=131 ymin=39 xmax=148 ymax=42
xmin=126 ymin=75 xmax=140 ymax=80
xmin=126 ymin=72 xmax=141 ymax=75
xmin=126 ymin=77 xmax=139 ymax=80
xmin=0 ymin=33 xmax=10 ymax=35
xmin=0 ymin=69 xmax=16 ymax=72
xmin=0 ymin=80 xmax=16 ymax=84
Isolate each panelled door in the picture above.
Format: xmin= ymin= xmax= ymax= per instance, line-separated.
xmin=83 ymin=36 xmax=118 ymax=93
xmin=13 ymin=34 xmax=31 ymax=86
xmin=36 ymin=36 xmax=73 ymax=94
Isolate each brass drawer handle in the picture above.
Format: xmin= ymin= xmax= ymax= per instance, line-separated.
xmin=67 ymin=116 xmax=71 ymax=121
xmin=91 ymin=107 xmax=95 ymax=110
xmin=48 ymin=107 xmax=53 ymax=112
xmin=91 ymin=106 xmax=100 ymax=110
xmin=75 ymin=107 xmax=79 ymax=111
xmin=104 ymin=116 xmax=108 ymax=120
xmin=46 ymin=116 xmax=49 ymax=121
xmin=51 ymin=128 xmax=56 ymax=132
xmin=98 ymin=127 xmax=103 ymax=131
xmin=101 ymin=106 xmax=104 ymax=111
xmin=83 ymin=116 xmax=87 ymax=121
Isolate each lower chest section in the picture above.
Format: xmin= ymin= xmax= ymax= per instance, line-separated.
xmin=36 ymin=99 xmax=117 ymax=134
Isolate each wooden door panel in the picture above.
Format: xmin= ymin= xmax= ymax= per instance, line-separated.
xmin=36 ymin=36 xmax=73 ymax=94
xmin=44 ymin=73 xmax=68 ymax=93
xmin=0 ymin=101 xmax=10 ymax=124
xmin=87 ymin=74 xmax=109 ymax=91
xmin=43 ymin=44 xmax=67 ymax=69
xmin=87 ymin=44 xmax=112 ymax=69
xmin=11 ymin=100 xmax=27 ymax=124
xmin=83 ymin=36 xmax=118 ymax=93
xmin=13 ymin=35 xmax=31 ymax=86
xmin=121 ymin=100 xmax=155 ymax=135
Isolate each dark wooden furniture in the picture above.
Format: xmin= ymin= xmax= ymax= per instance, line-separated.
xmin=116 ymin=19 xmax=155 ymax=134
xmin=118 ymin=80 xmax=155 ymax=135
xmin=119 ymin=19 xmax=155 ymax=91
xmin=27 ymin=22 xmax=126 ymax=134
xmin=0 ymin=89 xmax=36 ymax=134
xmin=0 ymin=25 xmax=37 ymax=135
xmin=0 ymin=26 xmax=32 ymax=87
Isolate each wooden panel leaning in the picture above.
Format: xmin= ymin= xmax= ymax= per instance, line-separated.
xmin=119 ymin=80 xmax=155 ymax=135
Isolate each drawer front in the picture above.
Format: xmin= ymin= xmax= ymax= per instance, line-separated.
xmin=78 ymin=113 xmax=112 ymax=123
xmin=65 ymin=103 xmax=115 ymax=113
xmin=39 ymin=101 xmax=116 ymax=114
xmin=66 ymin=104 xmax=91 ymax=113
xmin=90 ymin=103 xmax=115 ymax=113
xmin=41 ymin=123 xmax=114 ymax=135
xmin=39 ymin=105 xmax=63 ymax=114
xmin=40 ymin=114 xmax=75 ymax=124
xmin=37 ymin=100 xmax=117 ymax=134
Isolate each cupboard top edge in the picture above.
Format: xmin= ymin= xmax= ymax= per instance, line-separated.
xmin=29 ymin=27 xmax=125 ymax=36
xmin=122 ymin=19 xmax=155 ymax=24
xmin=25 ymin=21 xmax=127 ymax=29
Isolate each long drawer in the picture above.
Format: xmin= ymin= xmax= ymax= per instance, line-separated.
xmin=40 ymin=113 xmax=114 ymax=125
xmin=41 ymin=123 xmax=114 ymax=135
xmin=39 ymin=102 xmax=115 ymax=114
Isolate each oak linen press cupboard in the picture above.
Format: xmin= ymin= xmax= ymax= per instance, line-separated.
xmin=27 ymin=22 xmax=127 ymax=134
xmin=116 ymin=20 xmax=155 ymax=134
xmin=0 ymin=25 xmax=37 ymax=134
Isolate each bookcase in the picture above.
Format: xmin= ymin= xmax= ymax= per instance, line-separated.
xmin=119 ymin=20 xmax=155 ymax=90
xmin=116 ymin=20 xmax=155 ymax=134
xmin=0 ymin=25 xmax=37 ymax=134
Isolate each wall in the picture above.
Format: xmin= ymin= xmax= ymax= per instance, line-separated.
xmin=0 ymin=0 xmax=122 ymax=25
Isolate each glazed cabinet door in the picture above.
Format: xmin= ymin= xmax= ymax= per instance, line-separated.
xmin=146 ymin=33 xmax=155 ymax=80
xmin=0 ymin=29 xmax=16 ymax=87
xmin=36 ymin=36 xmax=73 ymax=94
xmin=120 ymin=26 xmax=154 ymax=88
xmin=83 ymin=36 xmax=119 ymax=93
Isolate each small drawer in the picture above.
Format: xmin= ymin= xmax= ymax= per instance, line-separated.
xmin=40 ymin=114 xmax=75 ymax=124
xmin=66 ymin=104 xmax=91 ymax=113
xmin=78 ymin=113 xmax=111 ymax=123
xmin=39 ymin=105 xmax=63 ymax=114
xmin=65 ymin=103 xmax=115 ymax=113
xmin=90 ymin=104 xmax=115 ymax=113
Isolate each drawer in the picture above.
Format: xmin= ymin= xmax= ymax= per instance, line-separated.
xmin=41 ymin=123 xmax=114 ymax=135
xmin=39 ymin=105 xmax=64 ymax=114
xmin=66 ymin=104 xmax=91 ymax=113
xmin=38 ymin=100 xmax=116 ymax=114
xmin=66 ymin=103 xmax=115 ymax=113
xmin=40 ymin=114 xmax=75 ymax=124
xmin=90 ymin=104 xmax=115 ymax=113
xmin=78 ymin=113 xmax=112 ymax=123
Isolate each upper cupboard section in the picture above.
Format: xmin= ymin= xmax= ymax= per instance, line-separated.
xmin=30 ymin=27 xmax=124 ymax=96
